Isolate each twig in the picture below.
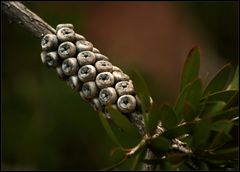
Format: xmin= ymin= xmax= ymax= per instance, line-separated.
xmin=1 ymin=1 xmax=55 ymax=38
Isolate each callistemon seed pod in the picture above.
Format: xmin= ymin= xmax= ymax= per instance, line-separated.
xmin=92 ymin=47 xmax=100 ymax=53
xmin=75 ymin=34 xmax=86 ymax=41
xmin=117 ymin=95 xmax=137 ymax=114
xmin=112 ymin=71 xmax=130 ymax=82
xmin=76 ymin=40 xmax=93 ymax=52
xmin=58 ymin=41 xmax=76 ymax=59
xmin=68 ymin=75 xmax=81 ymax=91
xmin=78 ymin=65 xmax=97 ymax=82
xmin=91 ymin=98 xmax=103 ymax=112
xmin=96 ymin=72 xmax=115 ymax=89
xmin=41 ymin=51 xmax=47 ymax=64
xmin=41 ymin=34 xmax=58 ymax=51
xmin=44 ymin=51 xmax=59 ymax=67
xmin=95 ymin=60 xmax=113 ymax=73
xmin=56 ymin=23 xmax=74 ymax=32
xmin=57 ymin=27 xmax=76 ymax=42
xmin=99 ymin=87 xmax=118 ymax=105
xmin=62 ymin=58 xmax=79 ymax=76
xmin=81 ymin=81 xmax=98 ymax=99
xmin=115 ymin=80 xmax=134 ymax=96
xmin=112 ymin=65 xmax=123 ymax=72
xmin=94 ymin=53 xmax=109 ymax=61
xmin=56 ymin=66 xmax=68 ymax=80
xmin=77 ymin=51 xmax=96 ymax=66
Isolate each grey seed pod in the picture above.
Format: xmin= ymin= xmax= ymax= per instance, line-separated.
xmin=96 ymin=72 xmax=115 ymax=89
xmin=56 ymin=66 xmax=68 ymax=80
xmin=41 ymin=34 xmax=58 ymax=51
xmin=68 ymin=75 xmax=81 ymax=91
xmin=75 ymin=34 xmax=86 ymax=41
xmin=56 ymin=23 xmax=74 ymax=32
xmin=76 ymin=40 xmax=93 ymax=52
xmin=44 ymin=51 xmax=59 ymax=67
xmin=93 ymin=47 xmax=100 ymax=53
xmin=95 ymin=53 xmax=109 ymax=61
xmin=81 ymin=81 xmax=98 ymax=99
xmin=77 ymin=51 xmax=96 ymax=66
xmin=62 ymin=58 xmax=79 ymax=76
xmin=115 ymin=80 xmax=134 ymax=96
xmin=95 ymin=60 xmax=113 ymax=73
xmin=99 ymin=87 xmax=117 ymax=105
xmin=112 ymin=71 xmax=130 ymax=82
xmin=40 ymin=51 xmax=47 ymax=64
xmin=78 ymin=65 xmax=97 ymax=82
xmin=117 ymin=95 xmax=137 ymax=114
xmin=57 ymin=27 xmax=75 ymax=42
xmin=90 ymin=98 xmax=103 ymax=112
xmin=112 ymin=65 xmax=123 ymax=72
xmin=58 ymin=41 xmax=76 ymax=59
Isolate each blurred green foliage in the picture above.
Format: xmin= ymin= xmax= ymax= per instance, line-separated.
xmin=2 ymin=1 xmax=239 ymax=170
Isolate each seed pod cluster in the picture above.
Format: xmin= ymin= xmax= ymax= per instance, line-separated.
xmin=40 ymin=24 xmax=142 ymax=117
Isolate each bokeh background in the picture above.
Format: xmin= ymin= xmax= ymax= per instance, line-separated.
xmin=2 ymin=1 xmax=239 ymax=170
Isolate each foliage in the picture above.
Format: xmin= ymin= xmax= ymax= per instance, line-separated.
xmin=99 ymin=47 xmax=239 ymax=170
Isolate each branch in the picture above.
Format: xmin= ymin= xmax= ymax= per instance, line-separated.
xmin=1 ymin=1 xmax=55 ymax=38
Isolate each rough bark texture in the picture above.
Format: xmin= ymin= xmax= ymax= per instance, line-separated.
xmin=2 ymin=1 xmax=55 ymax=38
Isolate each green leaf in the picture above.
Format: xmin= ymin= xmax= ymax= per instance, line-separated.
xmin=228 ymin=65 xmax=239 ymax=90
xmin=130 ymin=146 xmax=147 ymax=170
xmin=201 ymin=90 xmax=237 ymax=103
xmin=224 ymin=91 xmax=239 ymax=110
xmin=165 ymin=152 xmax=187 ymax=165
xmin=150 ymin=136 xmax=171 ymax=154
xmin=175 ymin=78 xmax=202 ymax=121
xmin=199 ymin=162 xmax=209 ymax=170
xmin=208 ymin=147 xmax=239 ymax=160
xmin=129 ymin=69 xmax=152 ymax=114
xmin=101 ymin=155 xmax=128 ymax=170
xmin=159 ymin=104 xmax=177 ymax=130
xmin=181 ymin=102 xmax=196 ymax=122
xmin=211 ymin=107 xmax=238 ymax=122
xmin=180 ymin=46 xmax=200 ymax=92
xmin=98 ymin=112 xmax=123 ymax=148
xmin=190 ymin=119 xmax=211 ymax=149
xmin=147 ymin=104 xmax=161 ymax=135
xmin=211 ymin=120 xmax=233 ymax=134
xmin=208 ymin=131 xmax=232 ymax=151
xmin=199 ymin=101 xmax=226 ymax=118
xmin=203 ymin=64 xmax=231 ymax=97
xmin=162 ymin=123 xmax=193 ymax=139
xmin=107 ymin=106 xmax=141 ymax=147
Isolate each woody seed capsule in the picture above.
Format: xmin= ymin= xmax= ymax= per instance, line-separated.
xmin=45 ymin=51 xmax=59 ymax=67
xmin=117 ymin=95 xmax=137 ymax=113
xmin=57 ymin=27 xmax=75 ymax=42
xmin=115 ymin=80 xmax=134 ymax=96
xmin=62 ymin=58 xmax=79 ymax=76
xmin=99 ymin=87 xmax=117 ymax=105
xmin=95 ymin=53 xmax=109 ymax=61
xmin=68 ymin=75 xmax=82 ymax=91
xmin=56 ymin=66 xmax=68 ymax=80
xmin=75 ymin=34 xmax=86 ymax=41
xmin=58 ymin=41 xmax=76 ymax=59
xmin=96 ymin=72 xmax=115 ymax=89
xmin=77 ymin=51 xmax=96 ymax=66
xmin=76 ymin=40 xmax=93 ymax=52
xmin=41 ymin=34 xmax=58 ymax=51
xmin=90 ymin=98 xmax=103 ymax=112
xmin=95 ymin=60 xmax=113 ymax=73
xmin=78 ymin=65 xmax=97 ymax=82
xmin=112 ymin=71 xmax=130 ymax=82
xmin=93 ymin=47 xmax=100 ymax=53
xmin=81 ymin=81 xmax=98 ymax=99
xmin=56 ymin=24 xmax=74 ymax=32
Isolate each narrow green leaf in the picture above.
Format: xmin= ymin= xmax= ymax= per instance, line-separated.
xmin=129 ymin=69 xmax=152 ymax=114
xmin=199 ymin=101 xmax=226 ymax=118
xmin=208 ymin=131 xmax=232 ymax=151
xmin=131 ymin=146 xmax=147 ymax=171
xmin=211 ymin=107 xmax=238 ymax=122
xmin=208 ymin=147 xmax=239 ymax=160
xmin=147 ymin=104 xmax=161 ymax=135
xmin=162 ymin=123 xmax=193 ymax=139
xmin=199 ymin=162 xmax=209 ymax=171
xmin=211 ymin=120 xmax=233 ymax=134
xmin=175 ymin=78 xmax=202 ymax=121
xmin=228 ymin=65 xmax=239 ymax=90
xmin=180 ymin=46 xmax=200 ymax=92
xmin=165 ymin=152 xmax=187 ymax=164
xmin=101 ymin=155 xmax=128 ymax=170
xmin=150 ymin=136 xmax=171 ymax=154
xmin=224 ymin=91 xmax=239 ymax=110
xmin=190 ymin=119 xmax=211 ymax=149
xmin=159 ymin=104 xmax=177 ymax=130
xmin=181 ymin=102 xmax=196 ymax=122
xmin=107 ymin=106 xmax=141 ymax=147
xmin=201 ymin=90 xmax=237 ymax=103
xmin=203 ymin=64 xmax=231 ymax=97
xmin=98 ymin=112 xmax=122 ymax=148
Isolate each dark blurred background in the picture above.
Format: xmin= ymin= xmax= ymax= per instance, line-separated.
xmin=2 ymin=1 xmax=239 ymax=170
